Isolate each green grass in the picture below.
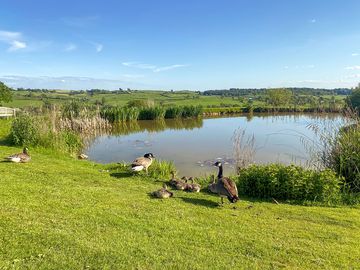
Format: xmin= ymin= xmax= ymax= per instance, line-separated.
xmin=4 ymin=89 xmax=347 ymax=110
xmin=0 ymin=120 xmax=360 ymax=269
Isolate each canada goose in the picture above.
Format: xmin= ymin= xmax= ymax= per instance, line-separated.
xmin=131 ymin=153 xmax=154 ymax=173
xmin=78 ymin=153 xmax=88 ymax=160
xmin=185 ymin=177 xmax=201 ymax=192
xmin=213 ymin=161 xmax=239 ymax=204
xmin=208 ymin=175 xmax=218 ymax=194
xmin=5 ymin=147 xmax=31 ymax=163
xmin=151 ymin=184 xmax=173 ymax=199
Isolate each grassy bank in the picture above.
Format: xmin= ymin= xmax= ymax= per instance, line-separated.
xmin=1 ymin=119 xmax=360 ymax=269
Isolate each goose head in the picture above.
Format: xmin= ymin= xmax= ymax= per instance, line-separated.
xmin=144 ymin=153 xmax=155 ymax=159
xmin=214 ymin=161 xmax=222 ymax=167
xmin=23 ymin=147 xmax=29 ymax=154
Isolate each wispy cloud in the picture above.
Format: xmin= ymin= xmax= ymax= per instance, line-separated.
xmin=0 ymin=30 xmax=21 ymax=40
xmin=309 ymin=19 xmax=316 ymax=23
xmin=0 ymin=75 xmax=143 ymax=90
xmin=352 ymin=53 xmax=359 ymax=57
xmin=283 ymin=65 xmax=315 ymax=69
xmin=64 ymin=43 xmax=77 ymax=52
xmin=62 ymin=16 xmax=99 ymax=27
xmin=345 ymin=74 xmax=360 ymax=79
xmin=345 ymin=66 xmax=360 ymax=70
xmin=8 ymin=40 xmax=27 ymax=51
xmin=90 ymin=42 xmax=103 ymax=52
xmin=121 ymin=74 xmax=145 ymax=79
xmin=122 ymin=62 xmax=157 ymax=70
xmin=154 ymin=64 xmax=186 ymax=72
xmin=122 ymin=62 xmax=187 ymax=72
xmin=0 ymin=30 xmax=27 ymax=51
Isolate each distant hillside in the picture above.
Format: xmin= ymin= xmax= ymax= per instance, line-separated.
xmin=203 ymin=88 xmax=352 ymax=96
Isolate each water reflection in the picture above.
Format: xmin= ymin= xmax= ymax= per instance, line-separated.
xmin=86 ymin=113 xmax=344 ymax=176
xmin=111 ymin=117 xmax=203 ymax=135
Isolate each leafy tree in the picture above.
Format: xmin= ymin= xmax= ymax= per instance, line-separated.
xmin=0 ymin=81 xmax=13 ymax=105
xmin=347 ymin=84 xmax=360 ymax=112
xmin=267 ymin=88 xmax=293 ymax=107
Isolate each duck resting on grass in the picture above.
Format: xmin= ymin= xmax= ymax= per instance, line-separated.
xmin=131 ymin=153 xmax=154 ymax=174
xmin=213 ymin=161 xmax=239 ymax=205
xmin=5 ymin=147 xmax=31 ymax=163
xmin=151 ymin=184 xmax=173 ymax=199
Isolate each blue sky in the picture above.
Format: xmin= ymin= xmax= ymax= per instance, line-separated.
xmin=0 ymin=0 xmax=360 ymax=90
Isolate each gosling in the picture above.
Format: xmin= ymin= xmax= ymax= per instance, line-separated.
xmin=151 ymin=184 xmax=173 ymax=199
xmin=184 ymin=177 xmax=201 ymax=192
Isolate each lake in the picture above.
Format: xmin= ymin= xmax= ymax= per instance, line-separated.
xmin=86 ymin=113 xmax=344 ymax=176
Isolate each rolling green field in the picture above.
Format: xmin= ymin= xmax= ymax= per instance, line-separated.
xmin=3 ymin=89 xmax=347 ymax=110
xmin=0 ymin=119 xmax=360 ymax=269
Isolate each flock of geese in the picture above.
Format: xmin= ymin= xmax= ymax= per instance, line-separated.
xmin=132 ymin=153 xmax=239 ymax=205
xmin=5 ymin=149 xmax=239 ymax=205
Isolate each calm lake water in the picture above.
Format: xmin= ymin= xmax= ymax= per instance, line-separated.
xmin=86 ymin=113 xmax=344 ymax=176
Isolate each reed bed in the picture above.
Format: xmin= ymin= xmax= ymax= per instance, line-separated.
xmin=101 ymin=105 xmax=203 ymax=122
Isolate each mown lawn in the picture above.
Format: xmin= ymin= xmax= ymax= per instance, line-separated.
xmin=0 ymin=120 xmax=359 ymax=269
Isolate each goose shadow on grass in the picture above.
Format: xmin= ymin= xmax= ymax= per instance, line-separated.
xmin=110 ymin=171 xmax=133 ymax=179
xmin=179 ymin=196 xmax=219 ymax=208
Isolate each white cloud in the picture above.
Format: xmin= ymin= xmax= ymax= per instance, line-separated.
xmin=64 ymin=43 xmax=77 ymax=52
xmin=121 ymin=74 xmax=145 ymax=79
xmin=0 ymin=30 xmax=22 ymax=41
xmin=0 ymin=75 xmax=141 ymax=90
xmin=95 ymin=43 xmax=103 ymax=52
xmin=345 ymin=66 xmax=360 ymax=70
xmin=8 ymin=40 xmax=27 ymax=51
xmin=283 ymin=65 xmax=314 ymax=69
xmin=345 ymin=74 xmax=360 ymax=79
xmin=90 ymin=42 xmax=103 ymax=52
xmin=122 ymin=62 xmax=157 ymax=70
xmin=153 ymin=64 xmax=186 ymax=72
xmin=352 ymin=53 xmax=359 ymax=57
xmin=0 ymin=30 xmax=27 ymax=52
xmin=122 ymin=62 xmax=187 ymax=72
xmin=310 ymin=19 xmax=316 ymax=23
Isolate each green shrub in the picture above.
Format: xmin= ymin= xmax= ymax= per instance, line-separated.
xmin=10 ymin=115 xmax=40 ymax=146
xmin=331 ymin=127 xmax=360 ymax=192
xmin=60 ymin=131 xmax=83 ymax=153
xmin=148 ymin=160 xmax=176 ymax=179
xmin=9 ymin=114 xmax=84 ymax=154
xmin=62 ymin=100 xmax=85 ymax=118
xmin=347 ymin=85 xmax=360 ymax=113
xmin=237 ymin=164 xmax=343 ymax=204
